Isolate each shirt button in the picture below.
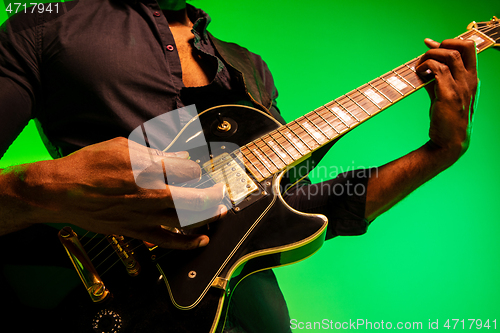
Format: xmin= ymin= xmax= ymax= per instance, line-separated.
xmin=166 ymin=44 xmax=175 ymax=51
xmin=153 ymin=11 xmax=161 ymax=17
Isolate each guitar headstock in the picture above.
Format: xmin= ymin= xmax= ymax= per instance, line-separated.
xmin=467 ymin=16 xmax=500 ymax=50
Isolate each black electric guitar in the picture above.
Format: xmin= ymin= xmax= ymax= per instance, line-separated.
xmin=1 ymin=18 xmax=499 ymax=333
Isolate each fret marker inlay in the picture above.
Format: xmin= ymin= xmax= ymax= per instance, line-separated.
xmin=302 ymin=121 xmax=325 ymax=141
xmin=268 ymin=140 xmax=288 ymax=160
xmin=468 ymin=34 xmax=484 ymax=45
xmin=387 ymin=76 xmax=408 ymax=91
xmin=364 ymin=89 xmax=385 ymax=104
xmin=332 ymin=107 xmax=352 ymax=124
xmin=285 ymin=131 xmax=306 ymax=153
xmin=253 ymin=149 xmax=272 ymax=171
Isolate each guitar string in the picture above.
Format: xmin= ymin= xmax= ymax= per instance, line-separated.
xmin=92 ymin=238 xmax=138 ymax=276
xmin=94 ymin=247 xmax=120 ymax=271
xmin=99 ymin=240 xmax=167 ymax=277
xmin=480 ymin=25 xmax=499 ymax=41
xmin=82 ymin=232 xmax=101 ymax=248
xmin=87 ymin=235 xmax=111 ymax=255
xmin=93 ymin=238 xmax=138 ymax=272
xmin=91 ymin=241 xmax=114 ymax=262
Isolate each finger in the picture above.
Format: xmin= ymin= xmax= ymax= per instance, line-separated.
xmin=416 ymin=48 xmax=466 ymax=82
xmin=175 ymin=204 xmax=228 ymax=229
xmin=161 ymin=157 xmax=201 ymax=184
xmin=128 ymin=139 xmax=191 ymax=164
xmin=438 ymin=39 xmax=477 ymax=73
xmin=141 ymin=227 xmax=210 ymax=250
xmin=424 ymin=38 xmax=440 ymax=49
xmin=416 ymin=59 xmax=458 ymax=100
xmin=166 ymin=182 xmax=227 ymax=211
xmin=133 ymin=157 xmax=201 ymax=189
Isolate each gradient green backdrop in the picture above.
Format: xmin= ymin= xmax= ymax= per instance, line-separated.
xmin=1 ymin=0 xmax=499 ymax=331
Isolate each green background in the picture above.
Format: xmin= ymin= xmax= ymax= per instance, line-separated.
xmin=1 ymin=0 xmax=499 ymax=331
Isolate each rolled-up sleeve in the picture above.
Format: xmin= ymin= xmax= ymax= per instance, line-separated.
xmin=283 ymin=168 xmax=375 ymax=240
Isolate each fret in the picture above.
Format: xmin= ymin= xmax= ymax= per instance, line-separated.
xmin=311 ymin=110 xmax=338 ymax=136
xmin=334 ymin=100 xmax=360 ymax=122
xmin=264 ymin=135 xmax=292 ymax=165
xmin=240 ymin=147 xmax=267 ymax=179
xmin=255 ymin=139 xmax=286 ymax=170
xmin=275 ymin=129 xmax=304 ymax=158
xmin=270 ymin=131 xmax=301 ymax=160
xmin=357 ymin=88 xmax=383 ymax=110
xmin=303 ymin=114 xmax=331 ymax=140
xmin=246 ymin=143 xmax=275 ymax=174
xmin=296 ymin=118 xmax=324 ymax=146
xmin=324 ymin=102 xmax=356 ymax=127
xmin=405 ymin=62 xmax=416 ymax=73
xmin=279 ymin=127 xmax=308 ymax=155
xmin=351 ymin=90 xmax=380 ymax=115
xmin=317 ymin=106 xmax=346 ymax=133
xmin=391 ymin=69 xmax=416 ymax=89
xmin=401 ymin=61 xmax=424 ymax=88
xmin=368 ymin=82 xmax=393 ymax=103
xmin=335 ymin=96 xmax=366 ymax=123
xmin=324 ymin=105 xmax=351 ymax=129
xmin=314 ymin=109 xmax=340 ymax=134
xmin=372 ymin=78 xmax=401 ymax=102
xmin=470 ymin=29 xmax=497 ymax=51
xmin=289 ymin=121 xmax=316 ymax=150
xmin=380 ymin=76 xmax=404 ymax=96
xmin=462 ymin=29 xmax=493 ymax=52
xmin=345 ymin=94 xmax=371 ymax=116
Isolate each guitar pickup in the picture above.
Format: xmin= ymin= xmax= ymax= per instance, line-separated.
xmin=202 ymin=152 xmax=258 ymax=205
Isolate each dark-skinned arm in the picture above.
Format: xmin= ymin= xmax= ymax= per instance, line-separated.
xmin=364 ymin=38 xmax=478 ymax=221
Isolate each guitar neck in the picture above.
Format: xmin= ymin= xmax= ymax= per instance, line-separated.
xmin=241 ymin=27 xmax=497 ymax=182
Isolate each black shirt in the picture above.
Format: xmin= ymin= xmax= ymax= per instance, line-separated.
xmin=0 ymin=1 xmax=370 ymax=332
xmin=0 ymin=0 xmax=282 ymax=158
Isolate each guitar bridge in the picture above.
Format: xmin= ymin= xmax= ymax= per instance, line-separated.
xmin=106 ymin=235 xmax=141 ymax=276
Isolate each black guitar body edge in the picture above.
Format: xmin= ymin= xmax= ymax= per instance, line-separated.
xmin=0 ymin=105 xmax=328 ymax=333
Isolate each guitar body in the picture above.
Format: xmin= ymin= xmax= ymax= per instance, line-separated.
xmin=1 ymin=105 xmax=328 ymax=333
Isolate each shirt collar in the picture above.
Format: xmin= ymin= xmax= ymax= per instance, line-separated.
xmin=186 ymin=4 xmax=211 ymax=42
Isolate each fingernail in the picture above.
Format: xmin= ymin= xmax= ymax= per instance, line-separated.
xmin=198 ymin=237 xmax=209 ymax=247
xmin=219 ymin=205 xmax=227 ymax=217
xmin=418 ymin=69 xmax=433 ymax=75
xmin=174 ymin=151 xmax=189 ymax=158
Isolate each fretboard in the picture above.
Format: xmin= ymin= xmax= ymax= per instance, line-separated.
xmin=240 ymin=27 xmax=497 ymax=182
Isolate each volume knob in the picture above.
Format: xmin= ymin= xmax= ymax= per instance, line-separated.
xmin=92 ymin=309 xmax=122 ymax=333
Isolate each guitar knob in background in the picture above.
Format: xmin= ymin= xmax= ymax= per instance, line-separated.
xmin=92 ymin=309 xmax=122 ymax=333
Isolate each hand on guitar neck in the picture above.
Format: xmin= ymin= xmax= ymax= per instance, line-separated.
xmin=0 ymin=137 xmax=227 ymax=249
xmin=416 ymin=38 xmax=478 ymax=164
xmin=365 ymin=38 xmax=479 ymax=221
